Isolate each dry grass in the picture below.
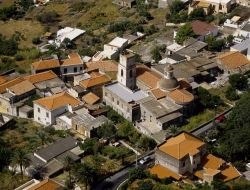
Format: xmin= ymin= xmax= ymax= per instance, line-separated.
xmin=0 ymin=0 xmax=14 ymax=9
xmin=0 ymin=20 xmax=43 ymax=47
xmin=74 ymin=0 xmax=122 ymax=31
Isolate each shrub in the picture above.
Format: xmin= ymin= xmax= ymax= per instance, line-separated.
xmin=36 ymin=11 xmax=58 ymax=23
xmin=32 ymin=37 xmax=41 ymax=45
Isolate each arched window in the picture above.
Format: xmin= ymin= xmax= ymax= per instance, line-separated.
xmin=121 ymin=69 xmax=123 ymax=77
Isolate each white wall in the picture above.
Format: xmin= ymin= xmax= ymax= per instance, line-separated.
xmin=60 ymin=64 xmax=84 ymax=76
xmin=34 ymin=103 xmax=68 ymax=126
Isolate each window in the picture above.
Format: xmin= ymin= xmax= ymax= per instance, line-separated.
xmin=38 ymin=117 xmax=40 ymax=121
xmin=117 ymin=100 xmax=119 ymax=105
xmin=80 ymin=66 xmax=83 ymax=70
xmin=74 ymin=67 xmax=77 ymax=72
xmin=130 ymin=70 xmax=133 ymax=78
xmin=121 ymin=69 xmax=123 ymax=77
xmin=38 ymin=107 xmax=40 ymax=113
xmin=182 ymin=161 xmax=185 ymax=167
xmin=64 ymin=68 xmax=67 ymax=74
xmin=46 ymin=112 xmax=49 ymax=118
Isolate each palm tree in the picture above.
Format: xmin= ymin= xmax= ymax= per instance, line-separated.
xmin=11 ymin=149 xmax=30 ymax=179
xmin=64 ymin=156 xmax=74 ymax=188
xmin=37 ymin=132 xmax=48 ymax=146
xmin=74 ymin=163 xmax=97 ymax=190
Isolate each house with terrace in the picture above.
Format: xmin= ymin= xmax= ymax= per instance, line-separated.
xmin=190 ymin=20 xmax=219 ymax=41
xmin=33 ymin=92 xmax=83 ymax=126
xmin=60 ymin=53 xmax=84 ymax=81
xmin=188 ymin=0 xmax=235 ymax=14
xmin=31 ymin=59 xmax=60 ymax=75
xmin=150 ymin=131 xmax=241 ymax=184
xmin=92 ymin=37 xmax=129 ymax=61
xmin=217 ymin=51 xmax=250 ymax=74
xmin=230 ymin=38 xmax=250 ymax=60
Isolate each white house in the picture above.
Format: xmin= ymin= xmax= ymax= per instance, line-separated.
xmin=92 ymin=37 xmax=129 ymax=61
xmin=60 ymin=53 xmax=84 ymax=81
xmin=55 ymin=27 xmax=85 ymax=46
xmin=33 ymin=92 xmax=82 ymax=126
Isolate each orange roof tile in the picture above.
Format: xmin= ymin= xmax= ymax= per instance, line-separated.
xmin=217 ymin=51 xmax=250 ymax=70
xmin=158 ymin=132 xmax=205 ymax=160
xmin=61 ymin=53 xmax=83 ymax=66
xmin=151 ymin=88 xmax=167 ymax=99
xmin=149 ymin=164 xmax=182 ymax=180
xmin=0 ymin=76 xmax=7 ymax=85
xmin=191 ymin=20 xmax=217 ymax=36
xmin=34 ymin=92 xmax=81 ymax=110
xmin=194 ymin=168 xmax=221 ymax=180
xmin=167 ymin=89 xmax=194 ymax=104
xmin=137 ymin=71 xmax=161 ymax=89
xmin=82 ymin=92 xmax=100 ymax=105
xmin=80 ymin=75 xmax=111 ymax=89
xmin=86 ymin=60 xmax=118 ymax=72
xmin=29 ymin=179 xmax=62 ymax=190
xmin=32 ymin=59 xmax=60 ymax=71
xmin=0 ymin=77 xmax=25 ymax=93
xmin=178 ymin=78 xmax=191 ymax=89
xmin=8 ymin=80 xmax=35 ymax=96
xmin=201 ymin=154 xmax=225 ymax=170
xmin=221 ymin=164 xmax=241 ymax=182
xmin=24 ymin=71 xmax=58 ymax=84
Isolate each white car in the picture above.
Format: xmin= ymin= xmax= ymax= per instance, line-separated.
xmin=139 ymin=156 xmax=151 ymax=165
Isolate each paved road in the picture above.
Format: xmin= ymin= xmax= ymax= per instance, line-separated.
xmin=92 ymin=152 xmax=154 ymax=190
xmin=191 ymin=108 xmax=232 ymax=137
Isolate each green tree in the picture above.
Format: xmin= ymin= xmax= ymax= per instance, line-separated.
xmin=205 ymin=35 xmax=225 ymax=51
xmin=138 ymin=136 xmax=157 ymax=151
xmin=0 ymin=139 xmax=12 ymax=171
xmin=217 ymin=92 xmax=250 ymax=161
xmin=189 ymin=8 xmax=206 ymax=20
xmin=64 ymin=156 xmax=74 ymax=189
xmin=197 ymin=87 xmax=223 ymax=109
xmin=229 ymin=73 xmax=248 ymax=90
xmin=128 ymin=166 xmax=149 ymax=183
xmin=175 ymin=23 xmax=196 ymax=45
xmin=117 ymin=121 xmax=134 ymax=139
xmin=11 ymin=149 xmax=30 ymax=178
xmin=225 ymin=86 xmax=239 ymax=101
xmin=97 ymin=122 xmax=116 ymax=139
xmin=73 ymin=163 xmax=97 ymax=189
xmin=80 ymin=138 xmax=98 ymax=155
xmin=169 ymin=0 xmax=185 ymax=14
xmin=151 ymin=46 xmax=162 ymax=62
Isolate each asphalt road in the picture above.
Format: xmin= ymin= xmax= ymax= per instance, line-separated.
xmin=92 ymin=152 xmax=155 ymax=190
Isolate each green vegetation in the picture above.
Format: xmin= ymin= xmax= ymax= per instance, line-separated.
xmin=0 ymin=0 xmax=33 ymax=21
xmin=0 ymin=34 xmax=19 ymax=56
xmin=175 ymin=23 xmax=196 ymax=45
xmin=229 ymin=73 xmax=248 ymax=91
xmin=205 ymin=35 xmax=225 ymax=52
xmin=36 ymin=11 xmax=59 ymax=24
xmin=197 ymin=87 xmax=224 ymax=109
xmin=216 ymin=92 xmax=250 ymax=163
xmin=151 ymin=46 xmax=162 ymax=62
xmin=225 ymin=86 xmax=240 ymax=101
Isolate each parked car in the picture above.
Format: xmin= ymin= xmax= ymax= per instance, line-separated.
xmin=139 ymin=156 xmax=151 ymax=165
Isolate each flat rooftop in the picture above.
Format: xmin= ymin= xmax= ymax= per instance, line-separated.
xmin=105 ymin=82 xmax=148 ymax=103
xmin=241 ymin=22 xmax=250 ymax=32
